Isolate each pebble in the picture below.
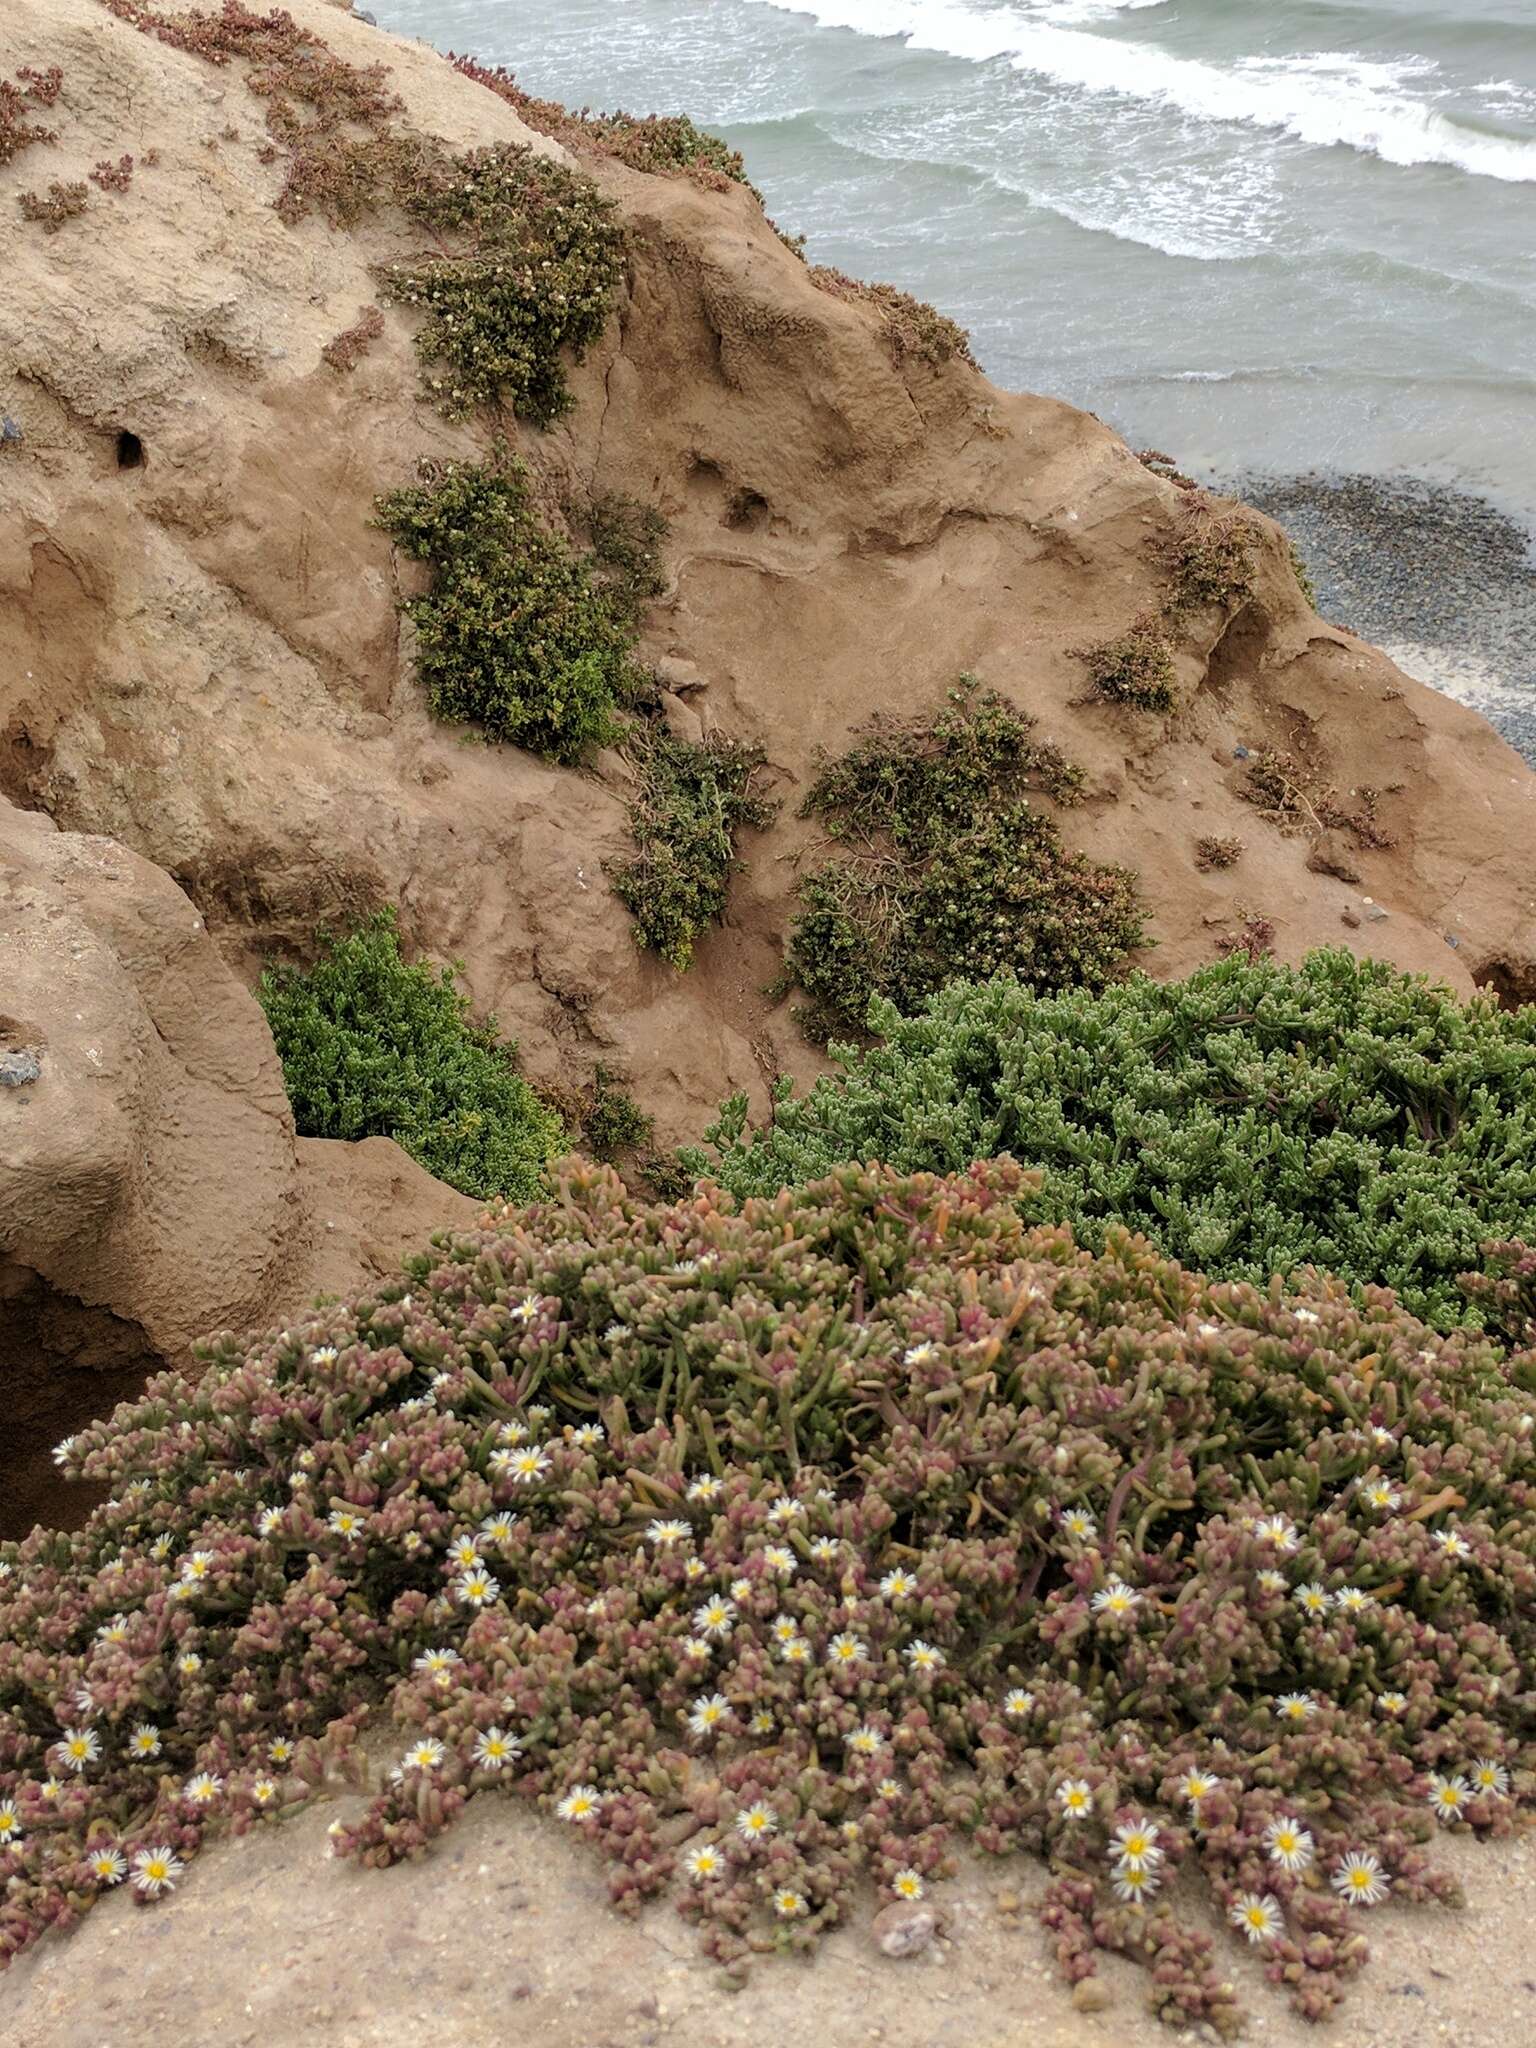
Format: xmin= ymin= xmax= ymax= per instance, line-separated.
xmin=872 ymin=1901 xmax=939 ymax=1958
xmin=0 ymin=1048 xmax=42 ymax=1087
xmin=1071 ymin=1978 xmax=1113 ymax=2014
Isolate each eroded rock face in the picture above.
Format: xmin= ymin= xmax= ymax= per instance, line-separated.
xmin=0 ymin=802 xmax=479 ymax=1536
xmin=2 ymin=0 xmax=1531 ymax=1167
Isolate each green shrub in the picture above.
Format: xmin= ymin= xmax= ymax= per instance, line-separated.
xmin=258 ymin=908 xmax=561 ymax=1201
xmin=381 ymin=142 xmax=624 ymax=425
xmin=568 ymin=489 xmax=670 ymax=630
xmin=579 ymin=1065 xmax=654 ymax=1160
xmin=684 ymin=951 xmax=1536 ymax=1326
xmin=375 ymin=460 xmax=632 ymax=760
xmin=781 ymin=685 xmax=1139 ymax=1040
xmin=611 ymin=720 xmax=776 ymax=969
xmin=1077 ymin=622 xmax=1178 ymax=711
xmin=16 ymin=1160 xmax=1536 ymax=2031
xmin=1159 ymin=508 xmax=1258 ymax=617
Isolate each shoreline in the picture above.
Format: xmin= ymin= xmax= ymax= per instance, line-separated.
xmin=1212 ymin=469 xmax=1536 ymax=768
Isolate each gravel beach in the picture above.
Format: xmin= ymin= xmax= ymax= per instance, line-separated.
xmin=1220 ymin=472 xmax=1536 ymax=768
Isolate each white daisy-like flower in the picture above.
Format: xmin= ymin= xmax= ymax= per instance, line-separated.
xmin=128 ymin=1723 xmax=162 ymax=1760
xmin=1432 ymin=1529 xmax=1471 ymax=1559
xmin=647 ymin=1518 xmax=691 ymax=1547
xmin=847 ymin=1723 xmax=883 ymax=1757
xmin=686 ymin=1474 xmax=723 ymax=1502
xmin=780 ymin=1635 xmax=812 ymax=1664
xmin=1331 ymin=1850 xmax=1389 ymax=1906
xmin=748 ymin=1709 xmax=774 ymax=1736
xmin=257 ymin=1507 xmax=284 ymax=1537
xmin=1370 ymin=1424 xmax=1395 ymax=1449
xmin=688 ymin=1692 xmax=732 ymax=1736
xmin=268 ymin=1736 xmax=296 ymax=1765
xmin=767 ymin=1495 xmax=802 ymax=1525
xmin=96 ymin=1614 xmax=130 ymax=1645
xmin=681 ymin=1637 xmax=713 ymax=1662
xmin=0 ymin=1801 xmax=22 ymax=1844
xmin=479 ymin=1512 xmax=518 ymax=1545
xmin=557 ymin=1784 xmax=601 ymax=1822
xmin=72 ymin=1686 xmax=97 ymax=1717
xmin=499 ymin=1420 xmax=531 ymax=1447
xmin=1056 ymin=1779 xmax=1093 ymax=1820
xmin=840 ymin=1819 xmax=862 ymax=1842
xmin=1111 ymin=1819 xmax=1162 ymax=1871
xmin=730 ymin=1577 xmax=754 ymax=1603
xmin=38 ymin=1776 xmax=64 ymax=1804
xmin=150 ymin=1534 xmax=174 ymax=1561
xmin=1179 ymin=1768 xmax=1219 ymax=1807
xmin=572 ymin=1423 xmax=605 ymax=1449
xmin=446 ymin=1532 xmax=484 ymax=1569
xmin=400 ymin=1738 xmax=445 ymax=1774
xmin=1229 ymin=1891 xmax=1283 ymax=1945
xmin=1061 ymin=1508 xmax=1098 ymax=1542
xmin=169 ymin=1580 xmax=199 ymax=1605
xmin=180 ymin=1550 xmax=215 ymax=1582
xmin=56 ymin=1726 xmax=101 ymax=1773
xmin=1359 ymin=1479 xmax=1400 ymax=1511
xmin=88 ymin=1845 xmax=127 ymax=1884
xmin=827 ymin=1632 xmax=867 ymax=1667
xmin=131 ymin=1845 xmax=185 ymax=1897
xmin=1275 ymin=1691 xmax=1319 ymax=1724
xmin=1293 ymin=1308 xmax=1320 ymax=1326
xmin=905 ymin=1639 xmax=945 ymax=1673
xmin=735 ymin=1801 xmax=777 ymax=1843
xmin=177 ymin=1652 xmax=204 ymax=1677
xmin=184 ymin=1771 xmax=222 ymax=1806
xmin=604 ymin=1323 xmax=632 ymax=1343
xmin=251 ymin=1777 xmax=279 ymax=1807
xmin=456 ymin=1567 xmax=501 ymax=1609
xmin=1091 ymin=1578 xmax=1140 ymax=1617
xmin=879 ymin=1566 xmax=917 ymax=1600
xmin=1377 ymin=1690 xmax=1408 ymax=1717
xmin=876 ymin=1776 xmax=901 ymax=1801
xmin=53 ymin=1435 xmax=79 ymax=1467
xmin=311 ymin=1344 xmax=339 ymax=1367
xmin=1471 ymin=1757 xmax=1511 ymax=1797
xmin=684 ymin=1840 xmax=724 ymax=1880
xmin=1256 ymin=1568 xmax=1287 ymax=1594
xmin=771 ymin=1612 xmax=801 ymax=1644
xmin=472 ymin=1727 xmax=523 ymax=1771
xmin=693 ymin=1596 xmax=738 ymax=1639
xmin=903 ymin=1342 xmax=939 ymax=1367
xmin=762 ymin=1545 xmax=796 ymax=1575
xmin=1195 ymin=1321 xmax=1222 ymax=1339
xmin=507 ymin=1448 xmax=552 ymax=1485
xmin=1332 ymin=1585 xmax=1373 ymax=1617
xmin=1254 ymin=1515 xmax=1299 ymax=1552
xmin=510 ymin=1295 xmax=541 ymax=1325
xmin=397 ymin=1397 xmax=432 ymax=1419
xmin=684 ymin=1556 xmax=708 ymax=1582
xmin=415 ymin=1646 xmax=460 ymax=1681
xmin=1263 ymin=1817 xmax=1314 ymax=1873
xmin=1003 ymin=1688 xmax=1035 ymax=1718
xmin=1293 ymin=1581 xmax=1331 ymax=1617
xmin=1113 ymin=1863 xmax=1161 ymax=1904
xmin=773 ymin=1887 xmax=807 ymax=1918
xmin=1427 ymin=1772 xmax=1471 ymax=1823
xmin=891 ymin=1868 xmax=925 ymax=1900
xmin=327 ymin=1506 xmax=366 ymax=1538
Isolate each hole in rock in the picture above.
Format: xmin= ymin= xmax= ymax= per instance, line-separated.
xmin=116 ymin=429 xmax=144 ymax=470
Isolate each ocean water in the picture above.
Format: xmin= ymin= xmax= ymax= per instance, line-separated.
xmin=370 ymin=0 xmax=1536 ymax=746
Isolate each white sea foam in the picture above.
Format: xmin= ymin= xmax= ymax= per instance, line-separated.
xmin=748 ymin=0 xmax=1536 ymax=182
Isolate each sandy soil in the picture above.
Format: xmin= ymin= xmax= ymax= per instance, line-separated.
xmin=4 ymin=1780 xmax=1531 ymax=2048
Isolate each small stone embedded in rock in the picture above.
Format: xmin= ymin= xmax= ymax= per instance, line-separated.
xmin=1 ymin=416 xmax=23 ymax=445
xmin=872 ymin=1900 xmax=939 ymax=1958
xmin=1071 ymin=1978 xmax=1114 ymax=2014
xmin=0 ymin=1047 xmax=43 ymax=1087
xmin=994 ymin=1888 xmax=1021 ymax=1915
xmin=1363 ymin=902 xmax=1390 ymax=923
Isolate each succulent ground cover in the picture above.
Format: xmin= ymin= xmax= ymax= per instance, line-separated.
xmin=3 ymin=1161 xmax=1533 ymax=2032
xmin=685 ymin=952 xmax=1536 ymax=1329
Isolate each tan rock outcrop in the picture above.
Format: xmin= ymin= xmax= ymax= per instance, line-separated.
xmin=0 ymin=799 xmax=477 ymax=1536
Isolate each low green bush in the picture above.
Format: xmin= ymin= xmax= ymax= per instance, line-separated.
xmin=375 ymin=460 xmax=633 ymax=760
xmin=781 ymin=685 xmax=1140 ymax=1040
xmin=1077 ymin=622 xmax=1178 ymax=712
xmin=611 ymin=720 xmax=775 ymax=969
xmin=258 ymin=908 xmax=561 ymax=1201
xmin=683 ymin=950 xmax=1536 ymax=1328
xmin=13 ymin=1160 xmax=1536 ymax=2031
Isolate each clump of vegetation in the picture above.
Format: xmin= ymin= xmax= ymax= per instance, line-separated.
xmin=451 ymin=57 xmax=761 ymax=196
xmin=1241 ymin=749 xmax=1397 ymax=851
xmin=1215 ymin=909 xmax=1278 ymax=963
xmin=258 ymin=908 xmax=562 ymax=1202
xmin=1135 ymin=447 xmax=1196 ymax=490
xmin=88 ymin=153 xmax=134 ymax=191
xmin=381 ymin=143 xmax=624 ymax=425
xmin=807 ymin=267 xmax=976 ymax=369
xmin=578 ymin=1065 xmax=654 ymax=1160
xmin=375 ymin=459 xmax=634 ymax=761
xmin=1 ymin=66 xmax=63 ymax=168
xmin=7 ymin=1158 xmax=1534 ymax=2032
xmin=611 ymin=719 xmax=776 ymax=970
xmin=1288 ymin=539 xmax=1318 ymax=608
xmin=685 ymin=950 xmax=1536 ymax=1328
xmin=17 ymin=179 xmax=89 ymax=232
xmin=1194 ymin=834 xmax=1244 ymax=871
xmin=1076 ymin=620 xmax=1178 ymax=712
xmin=781 ymin=684 xmax=1137 ymax=1041
xmin=568 ymin=489 xmax=670 ymax=630
xmin=1159 ymin=508 xmax=1259 ymax=618
xmin=321 ymin=305 xmax=384 ymax=373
